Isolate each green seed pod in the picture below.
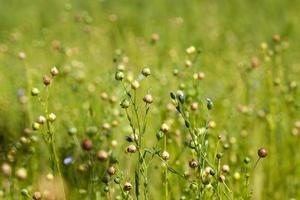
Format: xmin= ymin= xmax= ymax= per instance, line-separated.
xmin=216 ymin=153 xmax=223 ymax=159
xmin=206 ymin=98 xmax=213 ymax=110
xmin=31 ymin=88 xmax=40 ymax=96
xmin=141 ymin=67 xmax=151 ymax=77
xmin=115 ymin=71 xmax=124 ymax=81
xmin=156 ymin=131 xmax=164 ymax=140
xmin=32 ymin=122 xmax=40 ymax=131
xmin=21 ymin=189 xmax=29 ymax=197
xmin=120 ymin=99 xmax=130 ymax=109
xmin=48 ymin=113 xmax=56 ymax=122
xmin=104 ymin=186 xmax=109 ymax=193
xmin=114 ymin=177 xmax=121 ymax=184
xmin=244 ymin=157 xmax=251 ymax=164
xmin=170 ymin=92 xmax=176 ymax=100
xmin=68 ymin=127 xmax=77 ymax=136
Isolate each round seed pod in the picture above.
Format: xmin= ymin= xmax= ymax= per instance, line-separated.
xmin=43 ymin=75 xmax=51 ymax=86
xmin=258 ymin=148 xmax=268 ymax=158
xmin=115 ymin=71 xmax=124 ymax=81
xmin=162 ymin=151 xmax=170 ymax=161
xmin=37 ymin=115 xmax=46 ymax=124
xmin=131 ymin=80 xmax=140 ymax=90
xmin=1 ymin=163 xmax=12 ymax=176
xmin=16 ymin=168 xmax=27 ymax=180
xmin=160 ymin=123 xmax=169 ymax=133
xmin=32 ymin=122 xmax=40 ymax=131
xmin=142 ymin=68 xmax=151 ymax=77
xmin=81 ymin=139 xmax=93 ymax=151
xmin=189 ymin=159 xmax=198 ymax=168
xmin=218 ymin=175 xmax=226 ymax=182
xmin=107 ymin=166 xmax=116 ymax=176
xmin=123 ymin=182 xmax=132 ymax=191
xmin=97 ymin=150 xmax=108 ymax=161
xmin=31 ymin=88 xmax=40 ymax=96
xmin=126 ymin=144 xmax=137 ymax=153
xmin=120 ymin=99 xmax=130 ymax=109
xmin=32 ymin=191 xmax=42 ymax=200
xmin=50 ymin=67 xmax=59 ymax=76
xmin=47 ymin=113 xmax=56 ymax=122
xmin=143 ymin=94 xmax=153 ymax=104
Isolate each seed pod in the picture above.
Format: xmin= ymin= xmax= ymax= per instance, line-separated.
xmin=150 ymin=33 xmax=160 ymax=44
xmin=162 ymin=151 xmax=170 ymax=161
xmin=218 ymin=175 xmax=226 ymax=182
xmin=143 ymin=94 xmax=153 ymax=104
xmin=221 ymin=165 xmax=230 ymax=173
xmin=160 ymin=123 xmax=169 ymax=133
xmin=48 ymin=113 xmax=56 ymax=122
xmin=31 ymin=88 xmax=40 ymax=96
xmin=206 ymin=98 xmax=213 ymax=110
xmin=141 ymin=68 xmax=151 ymax=77
xmin=257 ymin=148 xmax=268 ymax=158
xmin=272 ymin=34 xmax=280 ymax=43
xmin=190 ymin=102 xmax=198 ymax=111
xmin=107 ymin=166 xmax=116 ymax=176
xmin=81 ymin=139 xmax=93 ymax=151
xmin=97 ymin=150 xmax=108 ymax=161
xmin=244 ymin=157 xmax=251 ymax=164
xmin=189 ymin=159 xmax=198 ymax=168
xmin=114 ymin=177 xmax=121 ymax=184
xmin=32 ymin=122 xmax=40 ymax=131
xmin=37 ymin=115 xmax=46 ymax=124
xmin=32 ymin=191 xmax=42 ymax=200
xmin=16 ymin=168 xmax=27 ymax=180
xmin=43 ymin=75 xmax=51 ymax=86
xmin=68 ymin=127 xmax=77 ymax=136
xmin=18 ymin=52 xmax=26 ymax=60
xmin=170 ymin=92 xmax=176 ymax=100
xmin=131 ymin=80 xmax=140 ymax=90
xmin=120 ymin=99 xmax=130 ymax=109
xmin=123 ymin=182 xmax=132 ymax=191
xmin=126 ymin=144 xmax=137 ymax=153
xmin=115 ymin=71 xmax=124 ymax=81
xmin=156 ymin=131 xmax=164 ymax=140
xmin=50 ymin=67 xmax=59 ymax=76
xmin=1 ymin=163 xmax=12 ymax=176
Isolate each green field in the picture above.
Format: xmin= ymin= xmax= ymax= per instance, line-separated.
xmin=0 ymin=0 xmax=300 ymax=199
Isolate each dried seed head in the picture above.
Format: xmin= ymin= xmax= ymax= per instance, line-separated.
xmin=131 ymin=80 xmax=140 ymax=90
xmin=189 ymin=159 xmax=198 ymax=168
xmin=143 ymin=94 xmax=153 ymax=104
xmin=160 ymin=123 xmax=169 ymax=133
xmin=97 ymin=150 xmax=108 ymax=161
xmin=32 ymin=191 xmax=42 ymax=200
xmin=162 ymin=151 xmax=170 ymax=161
xmin=31 ymin=88 xmax=40 ymax=96
xmin=37 ymin=115 xmax=46 ymax=124
xmin=81 ymin=139 xmax=93 ymax=151
xmin=141 ymin=68 xmax=151 ymax=77
xmin=43 ymin=75 xmax=51 ymax=86
xmin=124 ymin=182 xmax=132 ymax=191
xmin=1 ymin=163 xmax=12 ymax=176
xmin=115 ymin=71 xmax=125 ymax=81
xmin=126 ymin=144 xmax=137 ymax=153
xmin=107 ymin=166 xmax=116 ymax=176
xmin=50 ymin=67 xmax=59 ymax=76
xmin=16 ymin=168 xmax=27 ymax=180
xmin=258 ymin=148 xmax=268 ymax=158
xmin=48 ymin=113 xmax=56 ymax=122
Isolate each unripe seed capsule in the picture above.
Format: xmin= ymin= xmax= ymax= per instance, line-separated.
xmin=50 ymin=67 xmax=59 ymax=76
xmin=32 ymin=122 xmax=40 ymax=131
xmin=43 ymin=75 xmax=51 ymax=86
xmin=131 ymin=80 xmax=140 ymax=90
xmin=160 ymin=123 xmax=169 ymax=133
xmin=141 ymin=68 xmax=151 ymax=77
xmin=37 ymin=115 xmax=46 ymax=124
xmin=115 ymin=71 xmax=124 ymax=81
xmin=120 ymin=99 xmax=130 ymax=109
xmin=48 ymin=113 xmax=56 ymax=122
xmin=126 ymin=144 xmax=137 ymax=153
xmin=124 ymin=182 xmax=132 ymax=191
xmin=31 ymin=88 xmax=40 ymax=96
xmin=162 ymin=151 xmax=170 ymax=161
xmin=189 ymin=159 xmax=198 ymax=168
xmin=143 ymin=94 xmax=153 ymax=104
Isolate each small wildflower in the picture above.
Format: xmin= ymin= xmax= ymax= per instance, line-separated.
xmin=63 ymin=156 xmax=73 ymax=165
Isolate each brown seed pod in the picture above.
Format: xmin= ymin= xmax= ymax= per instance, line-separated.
xmin=81 ymin=139 xmax=93 ymax=151
xmin=126 ymin=144 xmax=137 ymax=153
xmin=43 ymin=75 xmax=52 ymax=86
xmin=258 ymin=148 xmax=268 ymax=158
xmin=107 ymin=166 xmax=116 ymax=176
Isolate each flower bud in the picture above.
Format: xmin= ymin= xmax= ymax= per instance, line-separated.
xmin=16 ymin=168 xmax=27 ymax=180
xmin=206 ymin=98 xmax=213 ymax=110
xmin=37 ymin=115 xmax=46 ymax=124
xmin=160 ymin=123 xmax=169 ymax=133
xmin=97 ymin=150 xmax=108 ymax=161
xmin=32 ymin=192 xmax=42 ymax=200
xmin=107 ymin=166 xmax=116 ymax=176
xmin=258 ymin=148 xmax=268 ymax=158
xmin=124 ymin=182 xmax=132 ymax=191
xmin=48 ymin=113 xmax=56 ymax=122
xmin=126 ymin=144 xmax=137 ymax=153
xmin=43 ymin=75 xmax=51 ymax=86
xmin=32 ymin=122 xmax=40 ymax=131
xmin=162 ymin=151 xmax=170 ymax=161
xmin=189 ymin=159 xmax=198 ymax=168
xmin=120 ymin=99 xmax=130 ymax=109
xmin=18 ymin=52 xmax=26 ymax=60
xmin=81 ymin=139 xmax=93 ymax=151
